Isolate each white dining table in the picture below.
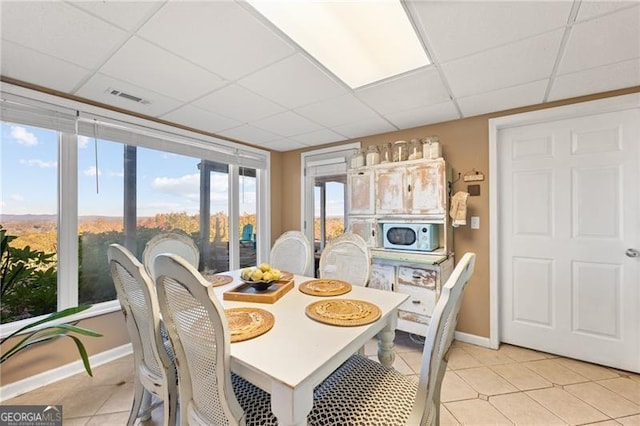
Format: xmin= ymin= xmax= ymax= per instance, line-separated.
xmin=210 ymin=270 xmax=409 ymax=426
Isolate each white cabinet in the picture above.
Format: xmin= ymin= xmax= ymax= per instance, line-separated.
xmin=347 ymin=217 xmax=377 ymax=247
xmin=347 ymin=169 xmax=375 ymax=214
xmin=375 ymin=166 xmax=407 ymax=214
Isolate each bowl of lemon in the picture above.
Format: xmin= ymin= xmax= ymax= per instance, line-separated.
xmin=240 ymin=263 xmax=282 ymax=291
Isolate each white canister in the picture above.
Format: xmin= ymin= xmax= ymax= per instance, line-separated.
xmin=429 ymin=140 xmax=442 ymax=159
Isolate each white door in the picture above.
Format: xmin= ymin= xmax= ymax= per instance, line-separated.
xmin=498 ymin=109 xmax=639 ymax=373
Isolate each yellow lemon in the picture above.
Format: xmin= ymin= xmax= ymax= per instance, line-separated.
xmin=270 ymin=269 xmax=281 ymax=280
xmin=259 ymin=263 xmax=271 ymax=272
xmin=251 ymin=269 xmax=264 ymax=281
xmin=263 ymin=271 xmax=274 ymax=282
xmin=240 ymin=268 xmax=253 ymax=280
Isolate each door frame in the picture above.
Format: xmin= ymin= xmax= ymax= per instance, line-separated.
xmin=488 ymin=92 xmax=640 ymax=349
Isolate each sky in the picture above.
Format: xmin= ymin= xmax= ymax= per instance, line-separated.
xmin=1 ymin=122 xmax=344 ymax=218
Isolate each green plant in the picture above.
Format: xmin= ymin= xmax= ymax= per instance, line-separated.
xmin=1 ymin=305 xmax=102 ymax=376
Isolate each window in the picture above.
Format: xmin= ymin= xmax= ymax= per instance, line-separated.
xmin=0 ymin=85 xmax=270 ymax=332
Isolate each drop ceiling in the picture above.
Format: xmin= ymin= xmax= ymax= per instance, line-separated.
xmin=1 ymin=1 xmax=639 ymax=152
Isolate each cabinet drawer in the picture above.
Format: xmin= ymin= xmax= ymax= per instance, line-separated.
xmin=396 ymin=283 xmax=436 ymax=316
xmin=397 ymin=266 xmax=437 ymax=290
xmin=398 ymin=310 xmax=430 ymax=325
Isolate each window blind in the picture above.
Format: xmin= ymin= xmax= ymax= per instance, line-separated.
xmin=0 ymin=93 xmax=77 ymax=133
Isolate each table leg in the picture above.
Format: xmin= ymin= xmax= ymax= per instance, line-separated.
xmin=377 ymin=321 xmax=396 ymax=368
xmin=270 ymin=380 xmax=313 ymax=426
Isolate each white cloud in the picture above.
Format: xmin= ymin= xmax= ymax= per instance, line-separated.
xmin=152 ymin=173 xmax=200 ymax=201
xmin=19 ymin=159 xmax=57 ymax=168
xmin=78 ymin=136 xmax=90 ymax=149
xmin=84 ymin=166 xmax=101 ymax=176
xmin=108 ymin=169 xmax=124 ymax=177
xmin=10 ymin=194 xmax=24 ymax=201
xmin=10 ymin=126 xmax=38 ymax=146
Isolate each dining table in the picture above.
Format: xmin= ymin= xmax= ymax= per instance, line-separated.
xmin=210 ymin=269 xmax=409 ymax=426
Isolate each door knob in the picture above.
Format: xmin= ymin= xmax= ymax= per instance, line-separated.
xmin=626 ymin=248 xmax=640 ymax=258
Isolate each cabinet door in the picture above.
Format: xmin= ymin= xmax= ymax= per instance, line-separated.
xmin=375 ymin=167 xmax=407 ymax=214
xmin=348 ymin=217 xmax=377 ymax=247
xmin=407 ymin=161 xmax=447 ymax=214
xmin=369 ymin=262 xmax=394 ymax=291
xmin=348 ymin=170 xmax=375 ymax=214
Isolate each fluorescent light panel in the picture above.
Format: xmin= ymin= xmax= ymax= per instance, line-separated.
xmin=248 ymin=0 xmax=430 ymax=88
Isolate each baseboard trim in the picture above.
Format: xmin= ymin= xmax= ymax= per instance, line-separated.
xmin=454 ymin=331 xmax=493 ymax=348
xmin=0 ymin=343 xmax=133 ymax=402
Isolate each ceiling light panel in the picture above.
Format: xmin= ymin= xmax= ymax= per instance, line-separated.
xmin=247 ymin=0 xmax=430 ymax=88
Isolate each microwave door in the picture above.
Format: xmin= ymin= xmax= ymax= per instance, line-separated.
xmin=386 ymin=227 xmax=417 ymax=246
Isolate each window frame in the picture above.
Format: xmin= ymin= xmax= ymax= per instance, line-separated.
xmin=1 ymin=83 xmax=271 ymax=337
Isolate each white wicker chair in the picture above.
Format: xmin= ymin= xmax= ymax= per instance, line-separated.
xmin=153 ymin=253 xmax=277 ymax=426
xmin=269 ymin=230 xmax=312 ymax=276
xmin=308 ymin=253 xmax=477 ymax=426
xmin=107 ymin=244 xmax=178 ymax=426
xmin=319 ymin=232 xmax=371 ymax=286
xmin=143 ymin=232 xmax=200 ymax=280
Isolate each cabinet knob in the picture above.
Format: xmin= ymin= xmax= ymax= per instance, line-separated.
xmin=412 ymin=300 xmax=421 ymax=304
xmin=407 ymin=184 xmax=412 ymax=192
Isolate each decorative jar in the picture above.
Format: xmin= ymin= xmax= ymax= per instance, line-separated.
xmin=392 ymin=140 xmax=408 ymax=162
xmin=366 ymin=145 xmax=380 ymax=166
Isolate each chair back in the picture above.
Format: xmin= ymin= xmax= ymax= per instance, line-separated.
xmin=154 ymin=253 xmax=245 ymax=426
xmin=269 ymin=230 xmax=312 ymax=276
xmin=240 ymin=224 xmax=254 ymax=242
xmin=107 ymin=244 xmax=177 ymax=425
xmin=408 ymin=252 xmax=476 ymax=426
xmin=143 ymin=232 xmax=199 ymax=280
xmin=319 ymin=232 xmax=371 ymax=286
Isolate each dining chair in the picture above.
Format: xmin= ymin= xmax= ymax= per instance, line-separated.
xmin=107 ymin=244 xmax=178 ymax=426
xmin=143 ymin=231 xmax=200 ymax=280
xmin=269 ymin=230 xmax=312 ymax=276
xmin=308 ymin=252 xmax=477 ymax=426
xmin=319 ymin=232 xmax=371 ymax=286
xmin=153 ymin=253 xmax=277 ymax=426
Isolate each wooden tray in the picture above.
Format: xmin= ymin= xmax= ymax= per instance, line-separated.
xmin=225 ymin=307 xmax=274 ymax=342
xmin=305 ymin=299 xmax=381 ymax=327
xmin=223 ymin=279 xmax=293 ymax=304
xmin=299 ymin=279 xmax=351 ymax=297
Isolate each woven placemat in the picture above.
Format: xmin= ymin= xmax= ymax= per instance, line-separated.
xmin=202 ymin=274 xmax=234 ymax=287
xmin=305 ymin=299 xmax=381 ymax=327
xmin=299 ymin=279 xmax=352 ymax=297
xmin=225 ymin=307 xmax=274 ymax=342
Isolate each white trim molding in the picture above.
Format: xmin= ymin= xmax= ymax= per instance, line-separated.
xmin=0 ymin=344 xmax=133 ymax=402
xmin=488 ymin=92 xmax=640 ymax=351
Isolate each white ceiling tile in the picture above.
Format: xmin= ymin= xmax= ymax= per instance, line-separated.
xmin=384 ymin=101 xmax=460 ymax=129
xmin=218 ymin=125 xmax=280 ymax=145
xmin=558 ymin=6 xmax=639 ymax=75
xmin=356 ymin=67 xmax=450 ymax=115
xmin=137 ymin=1 xmax=295 ymax=80
xmin=68 ymin=1 xmax=163 ymax=31
xmin=194 ymin=84 xmax=285 ymax=123
xmin=549 ymin=58 xmax=640 ymax=102
xmin=0 ymin=1 xmax=128 ymax=69
xmin=295 ymin=94 xmax=379 ymax=128
xmin=238 ymin=54 xmax=346 ymax=109
xmin=291 ymin=129 xmax=345 ymax=145
xmin=0 ymin=41 xmax=91 ymax=92
xmin=442 ymin=30 xmax=564 ymax=98
xmin=99 ymin=37 xmax=225 ymax=103
xmin=332 ymin=116 xmax=397 ymax=139
xmin=576 ymin=1 xmax=638 ymax=22
xmin=457 ymin=80 xmax=548 ymax=118
xmin=160 ymin=105 xmax=241 ymax=134
xmin=75 ymin=73 xmax=182 ymax=117
xmin=251 ymin=111 xmax=322 ymax=137
xmin=262 ymin=139 xmax=309 ymax=152
xmin=410 ymin=1 xmax=572 ymax=62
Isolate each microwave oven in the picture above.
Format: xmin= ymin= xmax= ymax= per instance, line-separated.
xmin=382 ymin=223 xmax=439 ymax=252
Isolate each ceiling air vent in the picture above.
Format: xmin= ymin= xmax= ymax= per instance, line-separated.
xmin=106 ymin=88 xmax=149 ymax=104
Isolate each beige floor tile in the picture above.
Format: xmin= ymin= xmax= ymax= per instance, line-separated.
xmin=555 ymin=358 xmax=621 ymax=381
xmin=2 ymin=384 xmax=66 ymax=406
xmin=85 ymin=410 xmax=131 ymax=425
xmin=61 ymin=384 xmax=117 ymax=419
xmin=71 ymin=356 xmax=134 ymax=389
xmin=598 ymin=377 xmax=640 ymax=405
xmin=367 ymin=353 xmax=414 ymax=375
xmin=394 ymin=331 xmax=425 ymax=353
xmin=400 ymin=350 xmax=424 ymax=374
xmin=441 ymin=371 xmax=478 ymax=402
xmin=457 ymin=343 xmax=516 ymax=366
xmin=491 ymin=363 xmax=553 ymax=391
xmin=447 ymin=346 xmax=483 ymax=370
xmin=628 ymin=373 xmax=640 ymax=384
xmin=489 ymin=393 xmax=566 ymax=425
xmin=445 ymin=398 xmax=513 ymax=425
xmin=62 ymin=417 xmax=90 ymax=426
xmin=497 ymin=344 xmax=549 ymax=362
xmin=364 ymin=338 xmax=379 ymax=356
xmin=456 ymin=367 xmax=518 ymax=396
xmin=95 ymin=382 xmax=134 ymax=415
xmin=439 ymin=405 xmax=461 ymax=425
xmin=565 ymin=382 xmax=640 ymax=418
xmin=616 ymin=414 xmax=640 ymax=425
xmin=523 ymin=359 xmax=590 ymax=386
xmin=527 ymin=387 xmax=609 ymax=425
xmin=581 ymin=421 xmax=623 ymax=425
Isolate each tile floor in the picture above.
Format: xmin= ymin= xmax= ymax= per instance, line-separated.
xmin=4 ymin=331 xmax=640 ymax=425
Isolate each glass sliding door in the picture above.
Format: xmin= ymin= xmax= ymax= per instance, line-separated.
xmin=239 ymin=167 xmax=257 ymax=268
